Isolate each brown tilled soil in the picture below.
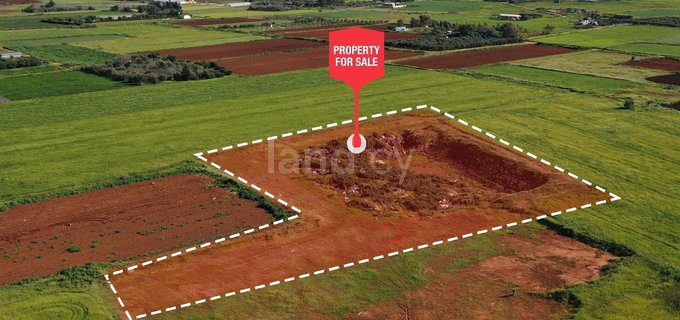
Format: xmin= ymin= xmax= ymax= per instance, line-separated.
xmin=109 ymin=112 xmax=609 ymax=317
xmin=396 ymin=44 xmax=575 ymax=69
xmin=665 ymin=101 xmax=680 ymax=111
xmin=155 ymin=39 xmax=325 ymax=60
xmin=347 ymin=230 xmax=613 ymax=320
xmin=0 ymin=174 xmax=272 ymax=285
xmin=175 ymin=17 xmax=264 ymax=26
xmin=218 ymin=47 xmax=421 ymax=75
xmin=624 ymin=57 xmax=680 ymax=72
xmin=646 ymin=73 xmax=680 ymax=86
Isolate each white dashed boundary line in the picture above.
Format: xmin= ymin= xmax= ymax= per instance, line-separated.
xmin=108 ymin=104 xmax=620 ymax=319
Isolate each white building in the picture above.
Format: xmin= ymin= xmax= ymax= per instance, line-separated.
xmin=0 ymin=48 xmax=22 ymax=59
xmin=498 ymin=14 xmax=522 ymax=21
xmin=228 ymin=2 xmax=251 ymax=7
xmin=376 ymin=2 xmax=406 ymax=9
xmin=182 ymin=14 xmax=192 ymax=19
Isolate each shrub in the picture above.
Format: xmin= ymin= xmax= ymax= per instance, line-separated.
xmin=623 ymin=98 xmax=635 ymax=110
xmin=66 ymin=245 xmax=81 ymax=253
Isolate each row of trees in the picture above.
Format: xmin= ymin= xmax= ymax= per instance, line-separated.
xmin=0 ymin=56 xmax=44 ymax=70
xmin=23 ymin=0 xmax=95 ymax=13
xmin=249 ymin=0 xmax=370 ymax=11
xmin=389 ymin=16 xmax=526 ymax=51
xmin=81 ymin=53 xmax=230 ymax=85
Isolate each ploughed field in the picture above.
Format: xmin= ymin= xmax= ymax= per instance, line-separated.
xmin=108 ymin=111 xmax=610 ymax=317
xmin=218 ymin=47 xmax=421 ymax=75
xmin=396 ymin=44 xmax=574 ymax=69
xmin=624 ymin=57 xmax=680 ymax=72
xmin=0 ymin=174 xmax=272 ymax=285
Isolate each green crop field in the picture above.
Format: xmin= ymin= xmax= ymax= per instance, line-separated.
xmin=0 ymin=22 xmax=265 ymax=53
xmin=512 ymin=50 xmax=669 ymax=83
xmin=517 ymin=0 xmax=680 ymax=18
xmin=0 ymin=68 xmax=124 ymax=101
xmin=467 ymin=64 xmax=640 ymax=93
xmin=535 ymin=25 xmax=680 ymax=56
xmin=11 ymin=44 xmax=117 ymax=64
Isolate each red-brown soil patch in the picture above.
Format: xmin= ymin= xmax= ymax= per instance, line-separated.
xmin=624 ymin=57 xmax=680 ymax=72
xmin=664 ymin=101 xmax=680 ymax=111
xmin=175 ymin=17 xmax=264 ymax=26
xmin=0 ymin=174 xmax=272 ymax=285
xmin=155 ymin=39 xmax=325 ymax=60
xmin=396 ymin=44 xmax=575 ymax=69
xmin=218 ymin=47 xmax=421 ymax=75
xmin=347 ymin=230 xmax=614 ymax=320
xmin=646 ymin=73 xmax=680 ymax=86
xmin=108 ymin=112 xmax=608 ymax=316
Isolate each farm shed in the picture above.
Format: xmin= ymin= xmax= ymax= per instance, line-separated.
xmin=0 ymin=48 xmax=22 ymax=59
xmin=498 ymin=14 xmax=522 ymax=21
xmin=228 ymin=2 xmax=251 ymax=7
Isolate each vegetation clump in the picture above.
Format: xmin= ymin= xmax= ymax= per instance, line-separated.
xmin=0 ymin=56 xmax=44 ymax=69
xmin=81 ymin=53 xmax=231 ymax=85
xmin=388 ymin=16 xmax=525 ymax=51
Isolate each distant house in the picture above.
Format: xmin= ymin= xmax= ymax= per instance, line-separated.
xmin=376 ymin=2 xmax=406 ymax=9
xmin=0 ymin=48 xmax=22 ymax=59
xmin=154 ymin=0 xmax=188 ymax=4
xmin=498 ymin=14 xmax=522 ymax=21
xmin=395 ymin=26 xmax=407 ymax=32
xmin=182 ymin=14 xmax=192 ymax=20
xmin=580 ymin=18 xmax=598 ymax=26
xmin=228 ymin=2 xmax=251 ymax=7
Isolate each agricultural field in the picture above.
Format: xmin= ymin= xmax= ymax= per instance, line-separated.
xmin=0 ymin=0 xmax=678 ymax=319
xmin=512 ymin=50 xmax=670 ymax=83
xmin=467 ymin=64 xmax=640 ymax=93
xmin=10 ymin=44 xmax=117 ymax=64
xmin=535 ymin=25 xmax=680 ymax=57
xmin=0 ymin=68 xmax=123 ymax=100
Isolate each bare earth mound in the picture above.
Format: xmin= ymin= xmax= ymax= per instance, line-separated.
xmin=396 ymin=44 xmax=575 ymax=69
xmin=0 ymin=174 xmax=272 ymax=285
xmin=624 ymin=57 xmax=680 ymax=72
xmin=108 ymin=111 xmax=609 ymax=317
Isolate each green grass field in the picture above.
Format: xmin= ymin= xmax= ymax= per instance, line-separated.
xmin=0 ymin=69 xmax=124 ymax=100
xmin=11 ymin=44 xmax=117 ymax=64
xmin=467 ymin=64 xmax=640 ymax=93
xmin=512 ymin=50 xmax=668 ymax=83
xmin=0 ymin=22 xmax=265 ymax=53
xmin=535 ymin=25 xmax=680 ymax=57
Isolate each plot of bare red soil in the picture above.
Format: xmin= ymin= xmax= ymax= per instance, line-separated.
xmin=646 ymin=73 xmax=680 ymax=85
xmin=624 ymin=57 xmax=680 ymax=71
xmin=347 ymin=230 xmax=614 ymax=320
xmin=155 ymin=39 xmax=325 ymax=60
xmin=0 ymin=174 xmax=272 ymax=285
xmin=175 ymin=17 xmax=264 ymax=26
xmin=109 ymin=112 xmax=608 ymax=316
xmin=218 ymin=47 xmax=421 ymax=75
xmin=396 ymin=43 xmax=575 ymax=69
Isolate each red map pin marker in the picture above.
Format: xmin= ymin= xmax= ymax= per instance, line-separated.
xmin=329 ymin=27 xmax=385 ymax=153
